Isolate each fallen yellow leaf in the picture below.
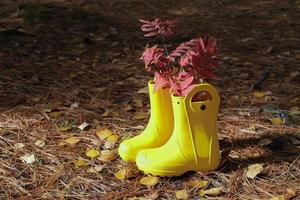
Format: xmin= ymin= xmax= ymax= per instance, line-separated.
xmin=97 ymin=150 xmax=116 ymax=162
xmin=107 ymin=134 xmax=119 ymax=142
xmin=269 ymin=195 xmax=285 ymax=200
xmin=133 ymin=112 xmax=148 ymax=120
xmin=246 ymin=163 xmax=264 ymax=179
xmin=74 ymin=159 xmax=87 ymax=167
xmin=188 ymin=180 xmax=209 ymax=188
xmin=114 ymin=165 xmax=140 ymax=181
xmin=115 ymin=168 xmax=126 ymax=180
xmin=175 ymin=189 xmax=189 ymax=200
xmin=64 ymin=137 xmax=80 ymax=145
xmin=125 ymin=104 xmax=135 ymax=112
xmin=253 ymin=91 xmax=271 ymax=98
xmin=86 ymin=149 xmax=100 ymax=158
xmin=58 ymin=126 xmax=72 ymax=132
xmin=34 ymin=140 xmax=45 ymax=147
xmin=139 ymin=176 xmax=159 ymax=186
xmin=96 ymin=129 xmax=113 ymax=140
xmin=199 ymin=187 xmax=223 ymax=197
xmin=271 ymin=117 xmax=284 ymax=124
xmin=101 ymin=110 xmax=110 ymax=117
xmin=20 ymin=154 xmax=36 ymax=164
xmin=69 ymin=73 xmax=77 ymax=78
xmin=48 ymin=111 xmax=61 ymax=118
xmin=86 ymin=165 xmax=103 ymax=173
xmin=14 ymin=143 xmax=25 ymax=149
xmin=128 ymin=197 xmax=147 ymax=200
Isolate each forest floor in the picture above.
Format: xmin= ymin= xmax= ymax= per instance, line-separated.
xmin=0 ymin=0 xmax=300 ymax=199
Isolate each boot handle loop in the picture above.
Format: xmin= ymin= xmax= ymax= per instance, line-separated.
xmin=185 ymin=83 xmax=220 ymax=111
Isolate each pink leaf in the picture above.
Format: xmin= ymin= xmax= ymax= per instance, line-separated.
xmin=182 ymin=84 xmax=196 ymax=96
xmin=154 ymin=73 xmax=170 ymax=91
xmin=141 ymin=27 xmax=156 ymax=32
xmin=139 ymin=19 xmax=151 ymax=23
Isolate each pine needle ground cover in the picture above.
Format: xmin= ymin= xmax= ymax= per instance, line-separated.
xmin=0 ymin=0 xmax=299 ymax=199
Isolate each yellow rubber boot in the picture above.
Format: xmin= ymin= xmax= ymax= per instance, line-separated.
xmin=118 ymin=80 xmax=174 ymax=162
xmin=136 ymin=83 xmax=220 ymax=176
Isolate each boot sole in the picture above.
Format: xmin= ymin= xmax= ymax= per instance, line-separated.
xmin=138 ymin=164 xmax=188 ymax=177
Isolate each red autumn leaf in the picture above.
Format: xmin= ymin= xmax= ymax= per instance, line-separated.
xmin=154 ymin=72 xmax=170 ymax=91
xmin=168 ymin=38 xmax=198 ymax=58
xmin=168 ymin=78 xmax=181 ymax=96
xmin=141 ymin=45 xmax=165 ymax=67
xmin=182 ymin=84 xmax=196 ymax=96
xmin=141 ymin=26 xmax=156 ymax=32
xmin=139 ymin=18 xmax=177 ymax=39
xmin=179 ymin=72 xmax=194 ymax=90
xmin=139 ymin=17 xmax=220 ymax=97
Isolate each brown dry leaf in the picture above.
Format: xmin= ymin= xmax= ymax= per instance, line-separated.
xmin=269 ymin=195 xmax=285 ymax=200
xmin=147 ymin=191 xmax=159 ymax=200
xmin=31 ymin=96 xmax=41 ymax=102
xmin=104 ymin=141 xmax=116 ymax=149
xmin=289 ymin=71 xmax=299 ymax=77
xmin=125 ymin=165 xmax=140 ymax=179
xmin=137 ymin=86 xmax=148 ymax=94
xmin=286 ymin=188 xmax=296 ymax=198
xmin=139 ymin=176 xmax=160 ymax=186
xmin=104 ymin=134 xmax=119 ymax=148
xmin=199 ymin=187 xmax=223 ymax=197
xmin=96 ymin=129 xmax=113 ymax=140
xmin=188 ymin=180 xmax=209 ymax=188
xmin=97 ymin=150 xmax=116 ymax=162
xmin=125 ymin=104 xmax=135 ymax=112
xmin=86 ymin=149 xmax=100 ymax=158
xmin=133 ymin=112 xmax=148 ymax=120
xmin=257 ymin=138 xmax=273 ymax=146
xmin=64 ymin=137 xmax=81 ymax=145
xmin=175 ymin=189 xmax=189 ymax=200
xmin=74 ymin=159 xmax=87 ymax=167
xmin=86 ymin=165 xmax=103 ymax=173
xmin=133 ymin=99 xmax=144 ymax=108
xmin=246 ymin=163 xmax=264 ymax=179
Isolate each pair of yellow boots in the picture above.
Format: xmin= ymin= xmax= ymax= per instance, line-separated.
xmin=118 ymin=81 xmax=220 ymax=177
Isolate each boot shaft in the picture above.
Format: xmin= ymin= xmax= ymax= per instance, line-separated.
xmin=147 ymin=81 xmax=174 ymax=138
xmin=171 ymin=83 xmax=220 ymax=167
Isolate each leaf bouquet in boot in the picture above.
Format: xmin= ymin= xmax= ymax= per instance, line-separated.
xmin=118 ymin=18 xmax=221 ymax=176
